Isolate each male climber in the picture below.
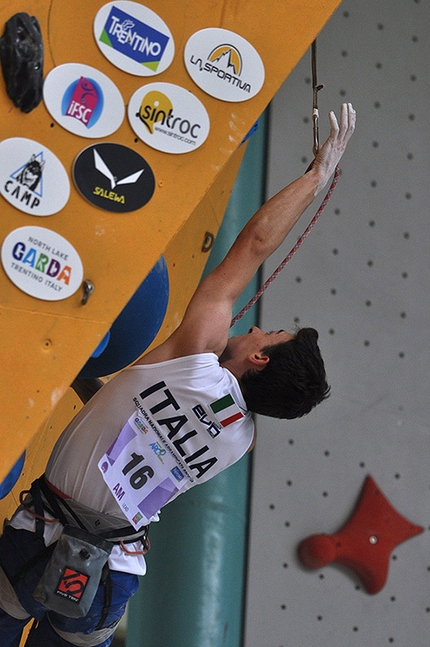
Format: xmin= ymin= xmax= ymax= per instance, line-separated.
xmin=0 ymin=103 xmax=355 ymax=647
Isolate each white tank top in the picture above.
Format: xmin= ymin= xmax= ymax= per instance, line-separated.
xmin=41 ymin=354 xmax=254 ymax=573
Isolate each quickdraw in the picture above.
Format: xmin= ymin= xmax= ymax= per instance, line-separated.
xmin=311 ymin=39 xmax=325 ymax=156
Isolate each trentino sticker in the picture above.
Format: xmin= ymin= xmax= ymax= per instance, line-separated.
xmin=128 ymin=82 xmax=210 ymax=154
xmin=73 ymin=143 xmax=155 ymax=213
xmin=94 ymin=1 xmax=174 ymax=76
xmin=184 ymin=28 xmax=265 ymax=102
xmin=43 ymin=63 xmax=125 ymax=138
xmin=0 ymin=138 xmax=70 ymax=216
xmin=1 ymin=226 xmax=84 ymax=301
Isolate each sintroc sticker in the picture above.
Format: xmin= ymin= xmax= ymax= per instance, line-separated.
xmin=184 ymin=28 xmax=265 ymax=102
xmin=94 ymin=2 xmax=174 ymax=76
xmin=128 ymin=82 xmax=210 ymax=154
xmin=1 ymin=226 xmax=84 ymax=301
xmin=0 ymin=138 xmax=70 ymax=216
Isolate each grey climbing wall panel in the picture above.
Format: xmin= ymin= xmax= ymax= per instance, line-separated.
xmin=245 ymin=1 xmax=430 ymax=646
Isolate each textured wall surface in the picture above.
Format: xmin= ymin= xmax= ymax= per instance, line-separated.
xmin=245 ymin=1 xmax=430 ymax=645
xmin=0 ymin=0 xmax=341 ymax=478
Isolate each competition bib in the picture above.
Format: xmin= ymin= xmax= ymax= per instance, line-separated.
xmin=98 ymin=411 xmax=191 ymax=528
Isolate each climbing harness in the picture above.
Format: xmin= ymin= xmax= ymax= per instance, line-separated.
xmin=230 ymin=40 xmax=339 ymax=327
xmin=3 ymin=476 xmax=149 ymax=626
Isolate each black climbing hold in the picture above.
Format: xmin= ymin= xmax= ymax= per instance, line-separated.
xmin=0 ymin=12 xmax=44 ymax=113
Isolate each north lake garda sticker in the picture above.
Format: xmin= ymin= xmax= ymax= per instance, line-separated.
xmin=73 ymin=143 xmax=155 ymax=212
xmin=43 ymin=63 xmax=125 ymax=138
xmin=128 ymin=82 xmax=210 ymax=154
xmin=0 ymin=138 xmax=70 ymax=217
xmin=184 ymin=28 xmax=265 ymax=102
xmin=1 ymin=226 xmax=84 ymax=301
xmin=94 ymin=1 xmax=174 ymax=76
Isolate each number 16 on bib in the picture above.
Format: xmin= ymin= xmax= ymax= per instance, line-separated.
xmin=98 ymin=413 xmax=189 ymax=528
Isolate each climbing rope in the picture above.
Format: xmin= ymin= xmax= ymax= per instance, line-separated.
xmin=230 ymin=40 xmax=339 ymax=328
xmin=230 ymin=164 xmax=340 ymax=326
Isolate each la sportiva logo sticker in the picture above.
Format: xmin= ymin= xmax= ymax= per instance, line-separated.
xmin=0 ymin=138 xmax=70 ymax=216
xmin=184 ymin=28 xmax=265 ymax=102
xmin=209 ymin=44 xmax=242 ymax=76
xmin=128 ymin=82 xmax=210 ymax=154
xmin=1 ymin=226 xmax=84 ymax=301
xmin=73 ymin=143 xmax=155 ymax=212
xmin=43 ymin=63 xmax=124 ymax=138
xmin=94 ymin=1 xmax=174 ymax=76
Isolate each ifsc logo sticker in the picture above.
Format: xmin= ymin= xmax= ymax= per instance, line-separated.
xmin=43 ymin=63 xmax=125 ymax=138
xmin=0 ymin=138 xmax=70 ymax=217
xmin=128 ymin=82 xmax=210 ymax=154
xmin=184 ymin=27 xmax=265 ymax=102
xmin=94 ymin=1 xmax=174 ymax=76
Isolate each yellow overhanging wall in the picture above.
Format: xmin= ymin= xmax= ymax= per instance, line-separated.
xmin=0 ymin=0 xmax=341 ymax=483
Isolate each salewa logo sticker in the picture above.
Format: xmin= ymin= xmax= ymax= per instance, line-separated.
xmin=128 ymin=82 xmax=210 ymax=154
xmin=73 ymin=143 xmax=155 ymax=213
xmin=93 ymin=149 xmax=144 ymax=190
xmin=94 ymin=1 xmax=174 ymax=76
xmin=0 ymin=138 xmax=70 ymax=216
xmin=43 ymin=63 xmax=124 ymax=138
xmin=184 ymin=28 xmax=265 ymax=103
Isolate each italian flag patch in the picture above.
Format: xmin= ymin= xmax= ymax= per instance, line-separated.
xmin=210 ymin=394 xmax=244 ymax=427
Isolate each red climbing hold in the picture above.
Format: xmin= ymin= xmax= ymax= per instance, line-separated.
xmin=298 ymin=474 xmax=424 ymax=594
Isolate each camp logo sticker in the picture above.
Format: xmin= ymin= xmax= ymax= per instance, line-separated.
xmin=1 ymin=226 xmax=84 ymax=301
xmin=43 ymin=63 xmax=124 ymax=138
xmin=128 ymin=82 xmax=210 ymax=154
xmin=184 ymin=28 xmax=265 ymax=102
xmin=73 ymin=143 xmax=155 ymax=213
xmin=94 ymin=1 xmax=174 ymax=76
xmin=0 ymin=138 xmax=70 ymax=217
